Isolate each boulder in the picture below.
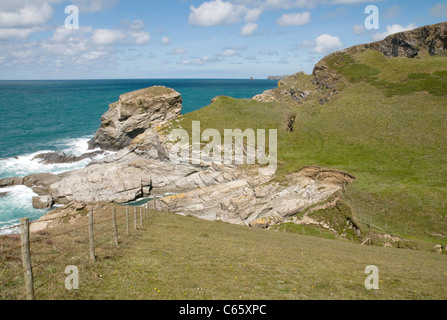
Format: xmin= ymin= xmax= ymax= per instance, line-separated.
xmin=32 ymin=195 xmax=54 ymax=209
xmin=0 ymin=177 xmax=24 ymax=187
xmin=88 ymin=86 xmax=182 ymax=151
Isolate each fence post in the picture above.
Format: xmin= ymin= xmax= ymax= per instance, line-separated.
xmin=140 ymin=207 xmax=143 ymax=227
xmin=134 ymin=207 xmax=137 ymax=230
xmin=89 ymin=207 xmax=96 ymax=262
xmin=113 ymin=208 xmax=119 ymax=246
xmin=20 ymin=218 xmax=35 ymax=300
xmin=126 ymin=207 xmax=130 ymax=236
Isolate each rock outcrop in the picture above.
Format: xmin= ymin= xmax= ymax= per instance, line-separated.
xmin=88 ymin=86 xmax=182 ymax=151
xmin=351 ymin=22 xmax=447 ymax=58
xmin=32 ymin=195 xmax=54 ymax=209
xmin=254 ymin=22 xmax=447 ymax=106
xmin=32 ymin=150 xmax=104 ymax=164
xmin=156 ymin=166 xmax=355 ymax=227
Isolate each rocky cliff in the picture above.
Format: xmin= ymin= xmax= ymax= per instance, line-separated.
xmin=350 ymin=21 xmax=447 ymax=58
xmin=88 ymin=86 xmax=182 ymax=151
xmin=255 ymin=22 xmax=447 ymax=106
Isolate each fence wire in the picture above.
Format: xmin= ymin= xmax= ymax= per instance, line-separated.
xmin=0 ymin=205 xmax=153 ymax=300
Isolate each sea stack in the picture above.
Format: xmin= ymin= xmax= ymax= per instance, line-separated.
xmin=88 ymin=86 xmax=183 ymax=151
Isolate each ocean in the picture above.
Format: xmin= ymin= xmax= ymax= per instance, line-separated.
xmin=0 ymin=79 xmax=276 ymax=233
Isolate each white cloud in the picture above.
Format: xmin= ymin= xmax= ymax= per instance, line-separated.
xmin=372 ymin=23 xmax=417 ymax=41
xmin=91 ymin=29 xmax=126 ymax=45
xmin=168 ymin=48 xmax=188 ymax=55
xmin=129 ymin=31 xmax=151 ymax=45
xmin=353 ymin=24 xmax=365 ymax=35
xmin=220 ymin=49 xmax=238 ymax=56
xmin=313 ymin=34 xmax=343 ymax=54
xmin=71 ymin=0 xmax=120 ymax=13
xmin=277 ymin=12 xmax=311 ymax=26
xmin=161 ymin=36 xmax=171 ymax=45
xmin=0 ymin=2 xmax=53 ymax=28
xmin=244 ymin=8 xmax=263 ymax=22
xmin=264 ymin=0 xmax=316 ymax=10
xmin=189 ymin=0 xmax=246 ymax=26
xmin=129 ymin=19 xmax=145 ymax=30
xmin=429 ymin=3 xmax=447 ymax=17
xmin=0 ymin=27 xmax=41 ymax=39
xmin=181 ymin=55 xmax=222 ymax=65
xmin=241 ymin=22 xmax=258 ymax=36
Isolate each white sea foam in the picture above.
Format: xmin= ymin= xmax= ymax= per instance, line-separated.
xmin=0 ymin=185 xmax=44 ymax=234
xmin=0 ymin=136 xmax=115 ymax=233
xmin=0 ymin=136 xmax=112 ymax=178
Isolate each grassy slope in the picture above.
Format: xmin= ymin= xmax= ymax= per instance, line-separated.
xmin=164 ymin=49 xmax=447 ymax=248
xmin=1 ymin=207 xmax=446 ymax=300
xmin=291 ymin=50 xmax=447 ymax=245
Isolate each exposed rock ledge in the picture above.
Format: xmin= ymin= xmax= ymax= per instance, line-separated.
xmin=0 ymin=85 xmax=355 ymax=230
xmin=254 ymin=22 xmax=447 ymax=106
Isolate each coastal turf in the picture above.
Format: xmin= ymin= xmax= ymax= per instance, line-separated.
xmin=1 ymin=207 xmax=446 ymax=300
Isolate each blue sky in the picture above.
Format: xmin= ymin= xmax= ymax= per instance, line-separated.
xmin=0 ymin=0 xmax=446 ymax=79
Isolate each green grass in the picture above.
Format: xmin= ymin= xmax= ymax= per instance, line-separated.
xmin=2 ymin=209 xmax=446 ymax=300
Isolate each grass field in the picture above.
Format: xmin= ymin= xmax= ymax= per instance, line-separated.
xmin=1 ymin=206 xmax=446 ymax=300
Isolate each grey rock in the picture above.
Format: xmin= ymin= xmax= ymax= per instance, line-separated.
xmin=156 ymin=166 xmax=355 ymax=227
xmin=46 ymin=153 xmax=239 ymax=205
xmin=32 ymin=195 xmax=54 ymax=210
xmin=32 ymin=150 xmax=104 ymax=164
xmin=0 ymin=177 xmax=24 ymax=187
xmin=359 ymin=22 xmax=447 ymax=58
xmin=23 ymin=173 xmax=61 ymax=188
xmin=88 ymin=86 xmax=182 ymax=151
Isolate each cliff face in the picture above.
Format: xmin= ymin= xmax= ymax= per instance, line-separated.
xmin=350 ymin=21 xmax=447 ymax=58
xmin=255 ymin=22 xmax=447 ymax=107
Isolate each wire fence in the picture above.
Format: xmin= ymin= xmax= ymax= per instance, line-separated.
xmin=0 ymin=199 xmax=159 ymax=300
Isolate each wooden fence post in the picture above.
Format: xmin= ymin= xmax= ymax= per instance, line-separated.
xmin=113 ymin=208 xmax=119 ymax=246
xmin=20 ymin=218 xmax=35 ymax=300
xmin=126 ymin=207 xmax=130 ymax=236
xmin=140 ymin=207 xmax=143 ymax=227
xmin=89 ymin=207 xmax=96 ymax=262
xmin=134 ymin=207 xmax=137 ymax=230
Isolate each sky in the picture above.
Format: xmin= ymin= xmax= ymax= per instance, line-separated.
xmin=0 ymin=0 xmax=446 ymax=80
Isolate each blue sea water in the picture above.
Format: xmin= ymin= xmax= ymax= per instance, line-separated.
xmin=0 ymin=79 xmax=276 ymax=233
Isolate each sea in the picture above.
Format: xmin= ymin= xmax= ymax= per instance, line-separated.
xmin=0 ymin=79 xmax=276 ymax=234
